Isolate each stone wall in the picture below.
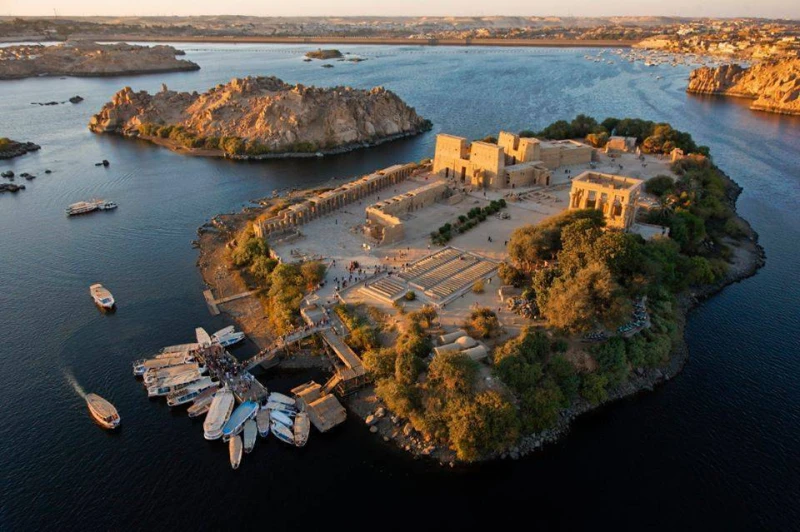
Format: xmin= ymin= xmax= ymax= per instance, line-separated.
xmin=365 ymin=180 xmax=449 ymax=245
xmin=539 ymin=140 xmax=593 ymax=169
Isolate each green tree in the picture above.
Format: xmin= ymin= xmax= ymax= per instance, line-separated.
xmin=581 ymin=373 xmax=609 ymax=404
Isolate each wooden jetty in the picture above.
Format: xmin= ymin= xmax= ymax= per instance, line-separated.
xmin=203 ymin=288 xmax=260 ymax=316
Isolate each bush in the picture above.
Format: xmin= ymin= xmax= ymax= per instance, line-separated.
xmin=404 ymin=290 xmax=416 ymax=301
xmin=464 ymin=307 xmax=501 ymax=339
xmin=472 ymin=279 xmax=485 ymax=294
xmin=645 ymin=175 xmax=675 ymax=197
xmin=581 ymin=373 xmax=609 ymax=405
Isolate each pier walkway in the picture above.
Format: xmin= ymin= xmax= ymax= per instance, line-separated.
xmin=203 ymin=289 xmax=260 ymax=316
xmin=198 ymin=344 xmax=268 ymax=403
xmin=243 ymin=324 xmax=331 ymax=371
xmin=319 ymin=314 xmax=369 ymax=396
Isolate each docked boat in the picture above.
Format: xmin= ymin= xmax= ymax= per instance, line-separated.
xmin=222 ymin=401 xmax=259 ymax=441
xmin=89 ymin=284 xmax=115 ymax=309
xmin=187 ymin=387 xmax=219 ymax=418
xmin=270 ymin=409 xmax=294 ymax=428
xmin=195 ymin=327 xmax=212 ymax=347
xmin=294 ymin=411 xmax=310 ymax=447
xmin=211 ymin=326 xmax=235 ymax=342
xmin=146 ymin=371 xmax=202 ymax=397
xmin=85 ymin=393 xmax=120 ymax=429
xmin=256 ymin=408 xmax=270 ymax=438
xmin=66 ymin=201 xmax=99 ymax=216
xmin=203 ymin=388 xmax=235 ymax=440
xmin=215 ymin=331 xmax=246 ymax=348
xmin=229 ymin=435 xmax=243 ymax=470
xmin=166 ymin=378 xmax=218 ymax=407
xmin=268 ymin=392 xmax=295 ymax=407
xmin=133 ymin=353 xmax=195 ymax=376
xmin=265 ymin=400 xmax=296 ymax=412
xmin=142 ymin=361 xmax=203 ymax=384
xmin=159 ymin=343 xmax=200 ymax=354
xmin=243 ymin=419 xmax=257 ymax=453
xmin=271 ymin=419 xmax=295 ymax=445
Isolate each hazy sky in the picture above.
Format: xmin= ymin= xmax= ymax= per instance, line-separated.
xmin=3 ymin=0 xmax=799 ymax=19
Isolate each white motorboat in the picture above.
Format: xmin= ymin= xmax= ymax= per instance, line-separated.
xmin=133 ymin=353 xmax=195 ymax=376
xmin=265 ymin=400 xmax=296 ymax=412
xmin=166 ymin=378 xmax=218 ymax=407
xmin=89 ymin=284 xmax=115 ymax=309
xmin=270 ymin=409 xmax=294 ymax=427
xmin=294 ymin=411 xmax=310 ymax=447
xmin=268 ymin=392 xmax=295 ymax=407
xmin=211 ymin=326 xmax=235 ymax=342
xmin=142 ymin=362 xmax=203 ymax=384
xmin=98 ymin=201 xmax=117 ymax=211
xmin=203 ymin=388 xmax=235 ymax=440
xmin=195 ymin=327 xmax=212 ymax=347
xmin=85 ymin=393 xmax=120 ymax=429
xmin=229 ymin=435 xmax=243 ymax=470
xmin=215 ymin=331 xmax=246 ymax=348
xmin=243 ymin=419 xmax=257 ymax=453
xmin=222 ymin=401 xmax=259 ymax=441
xmin=256 ymin=408 xmax=270 ymax=438
xmin=271 ymin=420 xmax=294 ymax=445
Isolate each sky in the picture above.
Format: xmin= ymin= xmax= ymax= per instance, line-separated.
xmin=2 ymin=0 xmax=799 ymax=19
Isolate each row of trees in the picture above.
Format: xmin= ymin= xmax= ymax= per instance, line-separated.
xmin=431 ymin=200 xmax=506 ymax=246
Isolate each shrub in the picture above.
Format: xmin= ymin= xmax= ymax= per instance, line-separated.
xmin=472 ymin=279 xmax=485 ymax=294
xmin=404 ymin=290 xmax=416 ymax=301
xmin=645 ymin=175 xmax=675 ymax=197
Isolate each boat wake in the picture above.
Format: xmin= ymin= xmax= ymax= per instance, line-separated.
xmin=64 ymin=369 xmax=87 ymax=399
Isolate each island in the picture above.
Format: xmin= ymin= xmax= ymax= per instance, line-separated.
xmin=0 ymin=41 xmax=200 ymax=80
xmin=0 ymin=138 xmax=40 ymax=159
xmin=688 ymin=59 xmax=800 ymax=116
xmin=195 ymin=115 xmax=763 ymax=463
xmin=305 ymin=49 xmax=343 ymax=60
xmin=89 ymin=76 xmax=432 ymax=158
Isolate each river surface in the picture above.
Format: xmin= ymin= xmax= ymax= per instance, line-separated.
xmin=1 ymin=44 xmax=798 ymax=531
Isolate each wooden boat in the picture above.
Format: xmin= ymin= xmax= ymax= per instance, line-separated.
xmin=293 ymin=411 xmax=310 ymax=447
xmin=89 ymin=284 xmax=115 ymax=309
xmin=256 ymin=408 xmax=270 ymax=438
xmin=229 ymin=435 xmax=243 ymax=470
xmin=243 ymin=419 xmax=257 ymax=453
xmin=187 ymin=387 xmax=218 ymax=418
xmin=203 ymin=388 xmax=235 ymax=441
xmin=270 ymin=409 xmax=294 ymax=427
xmin=195 ymin=327 xmax=212 ymax=347
xmin=85 ymin=393 xmax=120 ymax=429
xmin=268 ymin=392 xmax=295 ymax=407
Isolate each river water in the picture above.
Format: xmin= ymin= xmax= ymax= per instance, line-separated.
xmin=0 ymin=44 xmax=798 ymax=530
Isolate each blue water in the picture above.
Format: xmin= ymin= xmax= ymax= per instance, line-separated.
xmin=1 ymin=44 xmax=798 ymax=531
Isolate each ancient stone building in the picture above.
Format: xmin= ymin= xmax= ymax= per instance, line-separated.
xmin=605 ymin=136 xmax=638 ymax=154
xmin=432 ymin=132 xmax=551 ymax=189
xmin=253 ymin=163 xmax=415 ymax=239
xmin=568 ymin=171 xmax=643 ymax=230
xmin=537 ymin=139 xmax=594 ymax=168
xmin=365 ymin=180 xmax=449 ymax=244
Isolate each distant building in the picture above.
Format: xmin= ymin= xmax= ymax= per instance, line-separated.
xmin=569 ymin=171 xmax=643 ymax=230
xmin=605 ymin=136 xmax=638 ymax=154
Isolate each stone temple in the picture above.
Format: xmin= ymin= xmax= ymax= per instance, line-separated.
xmin=568 ymin=171 xmax=643 ymax=229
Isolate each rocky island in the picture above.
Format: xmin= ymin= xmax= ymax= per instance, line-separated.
xmin=688 ymin=59 xmax=800 ymax=116
xmin=195 ymin=115 xmax=763 ymax=463
xmin=305 ymin=49 xmax=343 ymax=60
xmin=0 ymin=138 xmax=41 ymax=159
xmin=89 ymin=76 xmax=432 ymax=158
xmin=0 ymin=41 xmax=199 ymax=80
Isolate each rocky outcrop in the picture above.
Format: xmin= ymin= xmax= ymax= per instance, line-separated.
xmin=88 ymin=76 xmax=431 ymax=158
xmin=688 ymin=59 xmax=800 ymax=116
xmin=0 ymin=140 xmax=40 ymax=160
xmin=305 ymin=49 xmax=343 ymax=60
xmin=0 ymin=41 xmax=199 ymax=80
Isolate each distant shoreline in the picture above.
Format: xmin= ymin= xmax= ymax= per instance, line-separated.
xmin=1 ymin=35 xmax=638 ymax=48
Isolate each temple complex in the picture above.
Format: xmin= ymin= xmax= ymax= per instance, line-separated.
xmin=365 ymin=180 xmax=451 ymax=245
xmin=568 ymin=171 xmax=643 ymax=229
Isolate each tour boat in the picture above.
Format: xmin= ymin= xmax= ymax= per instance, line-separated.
xmin=229 ymin=435 xmax=243 ymax=470
xmin=222 ymin=401 xmax=259 ymax=441
xmin=215 ymin=331 xmax=246 ymax=348
xmin=256 ymin=408 xmax=270 ymax=438
xmin=146 ymin=371 xmax=202 ymax=397
xmin=159 ymin=343 xmax=200 ymax=354
xmin=270 ymin=409 xmax=294 ymax=428
xmin=85 ymin=393 xmax=120 ymax=429
xmin=268 ymin=392 xmax=295 ymax=407
xmin=187 ymin=387 xmax=219 ymax=418
xmin=265 ymin=400 xmax=296 ymax=412
xmin=203 ymin=388 xmax=235 ymax=441
xmin=243 ymin=419 xmax=257 ymax=453
xmin=89 ymin=284 xmax=115 ymax=309
xmin=271 ymin=420 xmax=295 ymax=445
xmin=195 ymin=327 xmax=212 ymax=347
xmin=66 ymin=201 xmax=99 ymax=216
xmin=293 ymin=411 xmax=310 ymax=447
xmin=211 ymin=326 xmax=235 ymax=342
xmin=142 ymin=361 xmax=203 ymax=384
xmin=133 ymin=353 xmax=196 ymax=376
xmin=166 ymin=378 xmax=218 ymax=407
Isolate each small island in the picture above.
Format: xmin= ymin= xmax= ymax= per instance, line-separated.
xmin=89 ymin=76 xmax=432 ymax=158
xmin=196 ymin=115 xmax=763 ymax=463
xmin=0 ymin=138 xmax=41 ymax=159
xmin=305 ymin=49 xmax=344 ymax=60
xmin=0 ymin=41 xmax=200 ymax=80
xmin=688 ymin=59 xmax=800 ymax=116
